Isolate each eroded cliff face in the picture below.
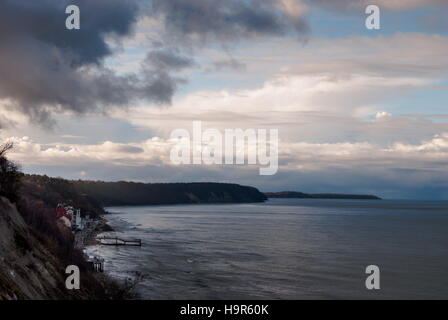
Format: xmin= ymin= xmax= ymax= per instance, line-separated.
xmin=0 ymin=197 xmax=68 ymax=300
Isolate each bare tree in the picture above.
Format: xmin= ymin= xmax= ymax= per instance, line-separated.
xmin=0 ymin=142 xmax=21 ymax=202
xmin=0 ymin=141 xmax=13 ymax=157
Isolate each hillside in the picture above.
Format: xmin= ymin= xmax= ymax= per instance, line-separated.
xmin=0 ymin=196 xmax=63 ymax=299
xmin=20 ymin=176 xmax=267 ymax=208
xmin=0 ymin=157 xmax=128 ymax=299
xmin=265 ymin=191 xmax=381 ymax=200
xmin=72 ymin=181 xmax=267 ymax=206
xmin=0 ymin=196 xmax=118 ymax=299
xmin=21 ymin=175 xmax=105 ymax=217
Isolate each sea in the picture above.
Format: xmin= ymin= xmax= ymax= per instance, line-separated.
xmin=86 ymin=199 xmax=448 ymax=299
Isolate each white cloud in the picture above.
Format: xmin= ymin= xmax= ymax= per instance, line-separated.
xmin=311 ymin=0 xmax=447 ymax=11
xmin=7 ymin=136 xmax=173 ymax=167
xmin=100 ymin=33 xmax=448 ymax=152
xmin=375 ymin=111 xmax=392 ymax=121
xmin=362 ymin=0 xmax=445 ymax=10
xmin=393 ymin=133 xmax=448 ymax=153
xmin=7 ymin=133 xmax=448 ymax=174
xmin=109 ymin=71 xmax=435 ymax=147
xmin=276 ymin=0 xmax=308 ymax=18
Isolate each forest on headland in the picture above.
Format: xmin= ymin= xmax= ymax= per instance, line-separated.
xmin=20 ymin=175 xmax=267 ymax=214
xmin=72 ymin=180 xmax=267 ymax=207
xmin=265 ymin=191 xmax=382 ymax=200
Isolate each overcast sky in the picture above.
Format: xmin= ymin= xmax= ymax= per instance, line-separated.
xmin=1 ymin=0 xmax=448 ymax=200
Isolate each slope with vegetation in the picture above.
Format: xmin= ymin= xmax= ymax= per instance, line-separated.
xmin=0 ymin=143 xmax=123 ymax=300
xmin=21 ymin=174 xmax=105 ymax=217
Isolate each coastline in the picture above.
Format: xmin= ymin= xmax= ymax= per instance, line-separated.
xmin=74 ymin=216 xmax=114 ymax=249
xmin=78 ymin=213 xmax=145 ymax=299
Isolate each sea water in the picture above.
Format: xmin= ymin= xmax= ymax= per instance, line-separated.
xmin=86 ymin=199 xmax=448 ymax=299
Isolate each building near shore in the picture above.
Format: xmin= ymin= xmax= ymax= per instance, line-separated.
xmin=55 ymin=204 xmax=84 ymax=231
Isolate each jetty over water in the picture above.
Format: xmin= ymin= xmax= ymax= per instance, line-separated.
xmin=82 ymin=250 xmax=105 ymax=272
xmin=97 ymin=236 xmax=142 ymax=246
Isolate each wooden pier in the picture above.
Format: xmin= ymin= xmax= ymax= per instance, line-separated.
xmin=91 ymin=257 xmax=104 ymax=272
xmin=83 ymin=252 xmax=105 ymax=272
xmin=97 ymin=236 xmax=142 ymax=246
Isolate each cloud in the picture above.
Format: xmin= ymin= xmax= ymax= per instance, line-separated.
xmin=110 ymin=72 xmax=435 ymax=143
xmin=0 ymin=0 xmax=178 ymax=125
xmin=0 ymin=0 xmax=313 ymax=126
xmin=148 ymin=0 xmax=309 ymax=46
xmin=393 ymin=133 xmax=448 ymax=153
xmin=7 ymin=132 xmax=448 ymax=199
xmin=144 ymin=49 xmax=195 ymax=71
xmin=104 ymin=32 xmax=448 ymax=149
xmin=3 ymin=0 xmax=447 ymax=127
xmin=8 ymin=132 xmax=448 ymax=170
xmin=375 ymin=111 xmax=392 ymax=121
xmin=308 ymin=0 xmax=447 ymax=11
xmin=7 ymin=136 xmax=172 ymax=167
xmin=209 ymin=59 xmax=247 ymax=72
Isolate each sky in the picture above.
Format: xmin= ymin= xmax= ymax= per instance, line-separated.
xmin=1 ymin=0 xmax=448 ymax=200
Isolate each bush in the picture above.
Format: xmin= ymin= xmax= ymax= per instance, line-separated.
xmin=17 ymin=196 xmax=76 ymax=260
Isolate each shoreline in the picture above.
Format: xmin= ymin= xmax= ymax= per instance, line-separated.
xmin=74 ymin=216 xmax=114 ymax=249
xmin=78 ymin=214 xmax=144 ymax=299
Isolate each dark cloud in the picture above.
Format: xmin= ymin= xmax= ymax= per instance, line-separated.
xmin=0 ymin=0 xmax=165 ymax=125
xmin=306 ymin=0 xmax=448 ymax=12
xmin=139 ymin=49 xmax=196 ymax=104
xmin=148 ymin=0 xmax=308 ymax=45
xmin=210 ymin=58 xmax=247 ymax=72
xmin=0 ymin=0 xmax=138 ymax=65
xmin=145 ymin=49 xmax=195 ymax=71
xmin=0 ymin=0 xmax=310 ymax=126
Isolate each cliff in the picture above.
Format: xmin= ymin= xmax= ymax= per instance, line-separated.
xmin=0 ymin=196 xmax=122 ymax=300
xmin=0 ymin=196 xmax=80 ymax=299
xmin=20 ymin=176 xmax=267 ymax=208
xmin=0 ymin=197 xmax=60 ymax=299
xmin=72 ymin=181 xmax=267 ymax=206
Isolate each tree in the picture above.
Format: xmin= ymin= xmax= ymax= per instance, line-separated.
xmin=0 ymin=142 xmax=21 ymax=202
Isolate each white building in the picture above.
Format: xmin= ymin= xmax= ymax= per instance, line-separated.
xmin=74 ymin=209 xmax=84 ymax=231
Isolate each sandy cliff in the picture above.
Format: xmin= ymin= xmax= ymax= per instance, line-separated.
xmin=0 ymin=196 xmax=69 ymax=299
